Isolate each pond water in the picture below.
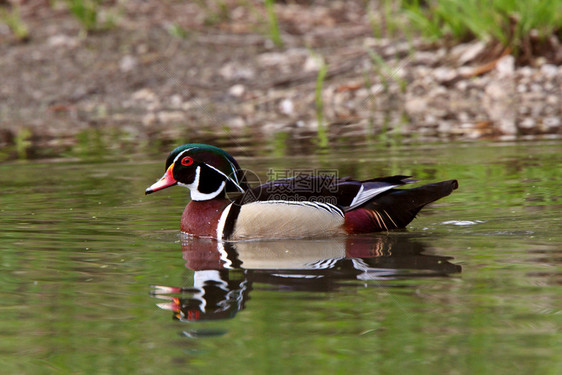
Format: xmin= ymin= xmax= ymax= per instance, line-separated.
xmin=1 ymin=140 xmax=560 ymax=374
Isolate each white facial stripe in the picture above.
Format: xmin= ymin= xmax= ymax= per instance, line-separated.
xmin=173 ymin=148 xmax=195 ymax=164
xmin=216 ymin=202 xmax=233 ymax=240
xmin=174 ymin=148 xmax=245 ymax=193
xmin=349 ymin=185 xmax=397 ymax=209
xmin=225 ymin=159 xmax=241 ymax=185
xmin=204 ymin=163 xmax=245 ymax=192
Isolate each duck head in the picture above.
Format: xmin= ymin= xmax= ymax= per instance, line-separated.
xmin=145 ymin=144 xmax=248 ymax=201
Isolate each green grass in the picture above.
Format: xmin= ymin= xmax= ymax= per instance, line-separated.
xmin=367 ymin=50 xmax=408 ymax=93
xmin=402 ymin=0 xmax=562 ymax=56
xmin=369 ymin=0 xmax=403 ymax=38
xmin=0 ymin=5 xmax=29 ymax=42
xmin=65 ymin=0 xmax=100 ymax=32
xmin=63 ymin=0 xmax=117 ymax=34
xmin=195 ymin=0 xmax=230 ymax=26
xmin=166 ymin=23 xmax=189 ymax=39
xmin=265 ymin=0 xmax=283 ymax=47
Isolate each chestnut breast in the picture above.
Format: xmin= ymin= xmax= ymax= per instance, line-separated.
xmin=181 ymin=199 xmax=231 ymax=238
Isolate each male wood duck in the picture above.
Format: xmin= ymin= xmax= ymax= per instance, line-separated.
xmin=145 ymin=144 xmax=458 ymax=240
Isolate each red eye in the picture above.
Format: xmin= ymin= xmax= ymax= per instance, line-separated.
xmin=181 ymin=156 xmax=194 ymax=166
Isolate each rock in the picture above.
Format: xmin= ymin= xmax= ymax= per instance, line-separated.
xmin=257 ymin=49 xmax=307 ymax=68
xmin=169 ymin=94 xmax=183 ymax=108
xmin=279 ymin=98 xmax=294 ymax=116
xmin=546 ymin=95 xmax=559 ymax=105
xmin=495 ymin=55 xmax=515 ymax=78
xmin=458 ymin=111 xmax=470 ymax=122
xmin=303 ymin=55 xmax=322 ymax=72
xmin=437 ymin=121 xmax=452 ymax=133
xmin=519 ymin=117 xmax=535 ymax=129
xmin=543 ymin=117 xmax=560 ymax=129
xmin=47 ymin=34 xmax=79 ymax=48
xmin=497 ymin=118 xmax=517 ymax=135
xmin=518 ymin=106 xmax=530 ymax=115
xmin=132 ymin=88 xmax=158 ymax=102
xmin=451 ymin=41 xmax=487 ymax=65
xmin=530 ymin=83 xmax=542 ymax=92
xmin=484 ymin=80 xmax=517 ymax=135
xmin=433 ymin=67 xmax=457 ymax=83
xmin=413 ymin=51 xmax=437 ymax=66
xmin=519 ymin=67 xmax=534 ymax=77
xmin=455 ymin=80 xmax=468 ymax=91
xmin=136 ymin=44 xmax=149 ymax=54
xmin=404 ymin=97 xmax=427 ymax=115
xmin=219 ymin=63 xmax=255 ymax=81
xmin=119 ymin=55 xmax=137 ymax=73
xmin=540 ymin=64 xmax=558 ymax=79
xmin=228 ymin=84 xmax=245 ymax=97
xmin=226 ymin=117 xmax=245 ymax=129
xmin=142 ymin=112 xmax=157 ymax=126
xmin=0 ymin=23 xmax=9 ymax=36
xmin=157 ymin=111 xmax=185 ymax=124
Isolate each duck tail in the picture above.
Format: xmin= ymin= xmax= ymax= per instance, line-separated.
xmin=344 ymin=180 xmax=458 ymax=233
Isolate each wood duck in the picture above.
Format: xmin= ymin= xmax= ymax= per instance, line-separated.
xmin=145 ymin=144 xmax=458 ymax=240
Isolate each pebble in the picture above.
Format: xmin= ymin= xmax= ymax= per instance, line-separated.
xmin=495 ymin=55 xmax=515 ymax=77
xmin=219 ymin=63 xmax=255 ymax=81
xmin=170 ymin=94 xmax=183 ymax=108
xmin=413 ymin=51 xmax=437 ymax=66
xmin=228 ymin=84 xmax=246 ymax=97
xmin=303 ymin=55 xmax=322 ymax=72
xmin=0 ymin=23 xmax=9 ymax=36
xmin=519 ymin=67 xmax=534 ymax=77
xmin=455 ymin=80 xmax=468 ymax=91
xmin=546 ymin=95 xmax=558 ymax=105
xmin=119 ymin=55 xmax=137 ymax=73
xmin=132 ymin=88 xmax=158 ymax=102
xmin=452 ymin=41 xmax=486 ymax=65
xmin=433 ymin=67 xmax=457 ymax=83
xmin=47 ymin=34 xmax=78 ymax=48
xmin=279 ymin=98 xmax=294 ymax=115
xmin=226 ymin=117 xmax=245 ymax=129
xmin=530 ymin=84 xmax=543 ymax=92
xmin=519 ymin=117 xmax=536 ymax=129
xmin=540 ymin=64 xmax=558 ymax=78
xmin=157 ymin=111 xmax=185 ymax=124
xmin=543 ymin=117 xmax=560 ymax=129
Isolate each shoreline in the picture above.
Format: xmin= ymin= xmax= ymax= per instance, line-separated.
xmin=1 ymin=2 xmax=560 ymax=160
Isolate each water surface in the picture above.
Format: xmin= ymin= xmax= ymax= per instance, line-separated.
xmin=0 ymin=141 xmax=560 ymax=374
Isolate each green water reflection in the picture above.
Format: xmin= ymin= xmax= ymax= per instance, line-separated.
xmin=0 ymin=141 xmax=560 ymax=374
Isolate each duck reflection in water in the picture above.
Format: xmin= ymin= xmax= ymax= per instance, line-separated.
xmin=151 ymin=233 xmax=461 ymax=324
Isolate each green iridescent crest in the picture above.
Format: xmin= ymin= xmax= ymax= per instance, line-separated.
xmin=166 ymin=144 xmax=248 ymax=192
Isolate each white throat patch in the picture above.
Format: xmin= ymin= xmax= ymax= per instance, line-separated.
xmin=180 ymin=166 xmax=226 ymax=201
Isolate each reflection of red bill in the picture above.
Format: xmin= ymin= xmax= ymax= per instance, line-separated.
xmin=145 ymin=164 xmax=177 ymax=194
xmin=156 ymin=297 xmax=181 ymax=313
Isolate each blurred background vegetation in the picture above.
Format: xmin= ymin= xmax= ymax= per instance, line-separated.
xmin=0 ymin=0 xmax=560 ymax=161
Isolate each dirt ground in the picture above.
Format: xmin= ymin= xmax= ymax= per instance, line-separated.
xmin=1 ymin=1 xmax=561 ymax=159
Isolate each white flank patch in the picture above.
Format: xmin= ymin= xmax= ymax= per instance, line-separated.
xmin=216 ymin=202 xmax=233 ymax=240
